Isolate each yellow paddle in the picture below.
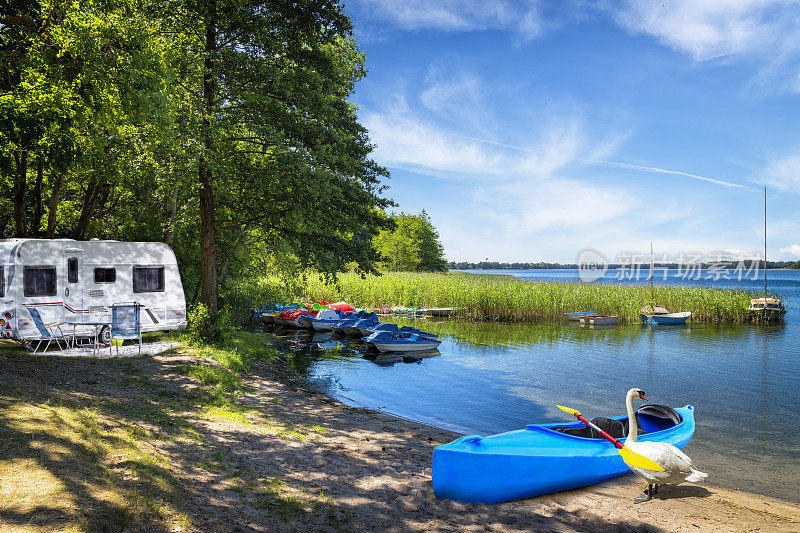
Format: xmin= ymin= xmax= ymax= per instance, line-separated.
xmin=556 ymin=405 xmax=665 ymax=472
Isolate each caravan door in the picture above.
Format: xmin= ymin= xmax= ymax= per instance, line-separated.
xmin=62 ymin=251 xmax=85 ymax=321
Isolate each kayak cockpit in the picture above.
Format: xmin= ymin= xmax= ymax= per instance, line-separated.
xmin=532 ymin=404 xmax=683 ymax=440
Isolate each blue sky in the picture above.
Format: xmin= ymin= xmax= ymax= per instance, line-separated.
xmin=344 ymin=1 xmax=800 ymax=263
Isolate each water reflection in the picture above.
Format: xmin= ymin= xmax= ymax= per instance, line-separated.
xmin=262 ymin=324 xmax=441 ymax=370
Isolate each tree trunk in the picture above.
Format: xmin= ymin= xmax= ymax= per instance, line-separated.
xmin=163 ymin=183 xmax=178 ymax=244
xmin=12 ymin=150 xmax=28 ymax=237
xmin=198 ymin=14 xmax=218 ymax=316
xmin=46 ymin=174 xmax=63 ymax=238
xmin=73 ymin=179 xmax=98 ymax=240
xmin=32 ymin=158 xmax=43 ymax=236
xmin=73 ymin=178 xmax=110 ymax=240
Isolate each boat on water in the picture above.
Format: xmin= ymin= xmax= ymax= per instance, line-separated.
xmin=363 ymin=322 xmax=439 ymax=339
xmin=432 ymin=404 xmax=695 ymax=504
xmin=307 ymin=309 xmax=350 ymax=331
xmin=579 ymin=315 xmax=618 ymax=326
xmin=362 ymin=330 xmax=442 ymax=352
xmin=640 ymin=305 xmax=669 ymax=325
xmin=563 ymin=311 xmax=596 ymax=321
xmin=649 ymin=311 xmax=692 ymax=326
xmin=747 ymin=298 xmax=786 ymax=322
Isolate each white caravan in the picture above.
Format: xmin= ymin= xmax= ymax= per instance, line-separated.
xmin=0 ymin=239 xmax=187 ymax=344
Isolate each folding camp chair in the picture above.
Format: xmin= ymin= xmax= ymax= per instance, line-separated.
xmin=110 ymin=302 xmax=142 ymax=355
xmin=25 ymin=306 xmax=71 ymax=353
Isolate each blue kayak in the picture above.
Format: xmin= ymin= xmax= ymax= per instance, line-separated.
xmin=432 ymin=405 xmax=695 ymax=504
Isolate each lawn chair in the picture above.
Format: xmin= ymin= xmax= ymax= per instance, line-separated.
xmin=110 ymin=302 xmax=142 ymax=356
xmin=25 ymin=306 xmax=71 ymax=353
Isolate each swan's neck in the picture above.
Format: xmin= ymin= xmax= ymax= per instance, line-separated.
xmin=626 ymin=391 xmax=639 ymax=442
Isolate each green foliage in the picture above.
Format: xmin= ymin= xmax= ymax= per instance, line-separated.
xmin=187 ymin=303 xmax=220 ymax=343
xmin=373 ymin=211 xmax=447 ymax=272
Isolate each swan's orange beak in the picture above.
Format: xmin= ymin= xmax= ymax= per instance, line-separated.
xmin=639 ymin=393 xmax=648 ymax=400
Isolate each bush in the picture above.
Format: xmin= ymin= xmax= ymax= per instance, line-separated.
xmin=187 ymin=303 xmax=233 ymax=343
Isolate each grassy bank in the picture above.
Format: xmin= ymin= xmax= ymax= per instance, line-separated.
xmin=302 ymin=271 xmax=766 ymax=324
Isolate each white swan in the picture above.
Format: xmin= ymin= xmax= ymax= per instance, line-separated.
xmin=623 ymin=388 xmax=708 ymax=503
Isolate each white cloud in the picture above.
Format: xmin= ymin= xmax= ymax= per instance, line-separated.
xmin=606 ymin=0 xmax=798 ymax=60
xmin=779 ymin=244 xmax=800 ymax=259
xmin=361 ymin=95 xmax=584 ymax=179
xmin=420 ymin=64 xmax=489 ymax=131
xmin=759 ymin=153 xmax=800 ymax=193
xmin=605 ymin=1 xmax=800 ymax=93
xmin=472 ymin=177 xmax=638 ymax=234
xmin=348 ymin=0 xmax=544 ymax=40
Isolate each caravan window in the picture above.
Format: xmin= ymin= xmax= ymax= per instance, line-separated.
xmin=0 ymin=266 xmax=4 ymax=297
xmin=24 ymin=266 xmax=57 ymax=296
xmin=67 ymin=258 xmax=79 ymax=283
xmin=133 ymin=266 xmax=165 ymax=293
xmin=94 ymin=268 xmax=116 ymax=283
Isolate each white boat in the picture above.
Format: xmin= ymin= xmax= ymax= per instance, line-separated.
xmin=649 ymin=311 xmax=692 ymax=326
xmin=307 ymin=309 xmax=342 ymax=331
xmin=362 ymin=330 xmax=442 ymax=352
xmin=579 ymin=315 xmax=618 ymax=326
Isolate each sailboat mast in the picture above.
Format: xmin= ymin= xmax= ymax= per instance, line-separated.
xmin=764 ymin=186 xmax=767 ymax=295
xmin=650 ymin=242 xmax=654 ymax=303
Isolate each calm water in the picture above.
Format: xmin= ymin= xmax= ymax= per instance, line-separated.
xmin=262 ymin=269 xmax=800 ymax=501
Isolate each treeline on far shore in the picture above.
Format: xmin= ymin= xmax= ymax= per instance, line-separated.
xmin=448 ymin=260 xmax=800 ymax=270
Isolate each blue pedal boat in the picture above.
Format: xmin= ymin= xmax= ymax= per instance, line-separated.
xmin=432 ymin=405 xmax=695 ymax=504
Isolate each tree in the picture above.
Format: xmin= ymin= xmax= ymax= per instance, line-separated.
xmin=163 ymin=0 xmax=392 ymax=320
xmin=374 ymin=211 xmax=447 ymax=272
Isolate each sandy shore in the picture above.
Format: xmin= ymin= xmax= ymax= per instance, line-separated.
xmin=236 ymin=360 xmax=800 ymax=532
xmin=1 ymin=348 xmax=798 ymax=532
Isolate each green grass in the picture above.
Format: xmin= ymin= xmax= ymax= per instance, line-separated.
xmin=302 ymin=271 xmax=769 ymax=324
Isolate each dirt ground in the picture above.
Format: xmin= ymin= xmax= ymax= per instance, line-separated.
xmin=0 ymin=347 xmax=798 ymax=532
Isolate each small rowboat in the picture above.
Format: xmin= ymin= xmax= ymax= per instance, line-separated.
xmin=649 ymin=311 xmax=692 ymax=326
xmin=563 ymin=311 xmax=596 ymax=321
xmin=579 ymin=314 xmax=618 ymax=326
xmin=432 ymin=405 xmax=695 ymax=504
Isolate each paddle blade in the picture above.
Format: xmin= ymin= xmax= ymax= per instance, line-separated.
xmin=619 ymin=446 xmax=665 ymax=472
xmin=556 ymin=405 xmax=581 ymax=416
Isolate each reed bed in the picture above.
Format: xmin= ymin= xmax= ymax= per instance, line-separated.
xmin=302 ymin=271 xmax=764 ymax=324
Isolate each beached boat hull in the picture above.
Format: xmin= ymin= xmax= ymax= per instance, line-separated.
xmin=432 ymin=405 xmax=695 ymax=504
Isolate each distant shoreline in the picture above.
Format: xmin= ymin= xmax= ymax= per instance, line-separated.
xmin=449 ymin=263 xmax=798 ymax=270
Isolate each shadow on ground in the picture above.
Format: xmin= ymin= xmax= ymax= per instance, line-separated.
xmin=0 ymin=342 xmax=671 ymax=532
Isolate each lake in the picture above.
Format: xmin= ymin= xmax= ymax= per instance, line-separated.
xmin=260 ymin=269 xmax=800 ymax=501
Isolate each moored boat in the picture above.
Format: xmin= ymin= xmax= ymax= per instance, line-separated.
xmin=563 ymin=311 xmax=596 ymax=321
xmin=307 ymin=309 xmax=347 ymax=331
xmin=640 ymin=305 xmax=669 ymax=325
xmin=432 ymin=404 xmax=695 ymax=504
xmin=649 ymin=311 xmax=692 ymax=326
xmin=579 ymin=314 xmax=618 ymax=326
xmin=362 ymin=330 xmax=442 ymax=352
xmin=747 ymin=298 xmax=786 ymax=322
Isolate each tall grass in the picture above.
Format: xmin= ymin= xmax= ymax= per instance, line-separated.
xmin=302 ymin=271 xmax=765 ymax=324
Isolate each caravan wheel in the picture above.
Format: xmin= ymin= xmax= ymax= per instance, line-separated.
xmin=98 ymin=326 xmax=111 ymax=345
